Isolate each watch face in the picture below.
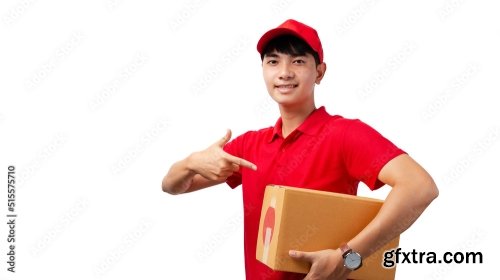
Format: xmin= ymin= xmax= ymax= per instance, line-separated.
xmin=345 ymin=252 xmax=362 ymax=270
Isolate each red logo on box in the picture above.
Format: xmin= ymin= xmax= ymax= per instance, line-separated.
xmin=263 ymin=206 xmax=275 ymax=244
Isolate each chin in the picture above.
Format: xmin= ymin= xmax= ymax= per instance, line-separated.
xmin=270 ymin=94 xmax=293 ymax=104
xmin=270 ymin=91 xmax=305 ymax=103
xmin=274 ymin=98 xmax=301 ymax=108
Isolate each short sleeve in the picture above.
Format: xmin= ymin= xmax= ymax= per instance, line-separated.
xmin=223 ymin=135 xmax=244 ymax=189
xmin=342 ymin=120 xmax=406 ymax=190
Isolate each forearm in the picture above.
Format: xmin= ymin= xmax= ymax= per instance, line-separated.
xmin=349 ymin=178 xmax=438 ymax=258
xmin=162 ymin=155 xmax=196 ymax=195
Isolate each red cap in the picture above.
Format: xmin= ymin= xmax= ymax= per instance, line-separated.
xmin=257 ymin=19 xmax=323 ymax=63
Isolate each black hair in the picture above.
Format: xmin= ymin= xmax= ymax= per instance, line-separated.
xmin=260 ymin=35 xmax=320 ymax=65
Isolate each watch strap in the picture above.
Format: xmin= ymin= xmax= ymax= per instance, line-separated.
xmin=339 ymin=243 xmax=352 ymax=258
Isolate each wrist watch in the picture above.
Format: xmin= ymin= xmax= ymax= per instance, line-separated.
xmin=340 ymin=243 xmax=362 ymax=271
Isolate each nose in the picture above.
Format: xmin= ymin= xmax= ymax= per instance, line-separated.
xmin=278 ymin=62 xmax=294 ymax=80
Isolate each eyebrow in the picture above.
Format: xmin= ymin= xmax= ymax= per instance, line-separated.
xmin=264 ymin=53 xmax=279 ymax=59
xmin=263 ymin=52 xmax=306 ymax=59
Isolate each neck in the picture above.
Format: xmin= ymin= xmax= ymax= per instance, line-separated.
xmin=279 ymin=102 xmax=316 ymax=138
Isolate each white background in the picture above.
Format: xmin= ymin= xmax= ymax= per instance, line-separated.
xmin=1 ymin=0 xmax=499 ymax=279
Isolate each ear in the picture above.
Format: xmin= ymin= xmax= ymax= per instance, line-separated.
xmin=315 ymin=62 xmax=327 ymax=85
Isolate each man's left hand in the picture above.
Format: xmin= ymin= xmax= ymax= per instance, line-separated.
xmin=289 ymin=249 xmax=351 ymax=280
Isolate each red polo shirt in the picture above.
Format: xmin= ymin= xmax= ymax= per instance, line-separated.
xmin=223 ymin=106 xmax=405 ymax=280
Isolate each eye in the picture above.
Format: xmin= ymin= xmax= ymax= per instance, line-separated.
xmin=293 ymin=59 xmax=306 ymax=64
xmin=266 ymin=59 xmax=278 ymax=65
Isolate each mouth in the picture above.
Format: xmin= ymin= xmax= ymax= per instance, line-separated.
xmin=275 ymin=84 xmax=298 ymax=89
xmin=274 ymin=84 xmax=298 ymax=93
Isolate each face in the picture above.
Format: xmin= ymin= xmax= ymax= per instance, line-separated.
xmin=262 ymin=51 xmax=326 ymax=109
xmin=345 ymin=252 xmax=362 ymax=270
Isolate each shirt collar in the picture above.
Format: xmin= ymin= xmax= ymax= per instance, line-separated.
xmin=268 ymin=106 xmax=330 ymax=143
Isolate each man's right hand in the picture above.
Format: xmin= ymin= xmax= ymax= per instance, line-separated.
xmin=188 ymin=129 xmax=257 ymax=181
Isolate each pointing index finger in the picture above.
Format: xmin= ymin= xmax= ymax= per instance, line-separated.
xmin=223 ymin=152 xmax=257 ymax=171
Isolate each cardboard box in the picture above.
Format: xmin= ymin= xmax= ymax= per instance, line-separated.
xmin=256 ymin=185 xmax=399 ymax=280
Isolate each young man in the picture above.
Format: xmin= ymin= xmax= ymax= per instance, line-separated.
xmin=163 ymin=19 xmax=438 ymax=280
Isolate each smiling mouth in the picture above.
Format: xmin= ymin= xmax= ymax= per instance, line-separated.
xmin=275 ymin=84 xmax=298 ymax=89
